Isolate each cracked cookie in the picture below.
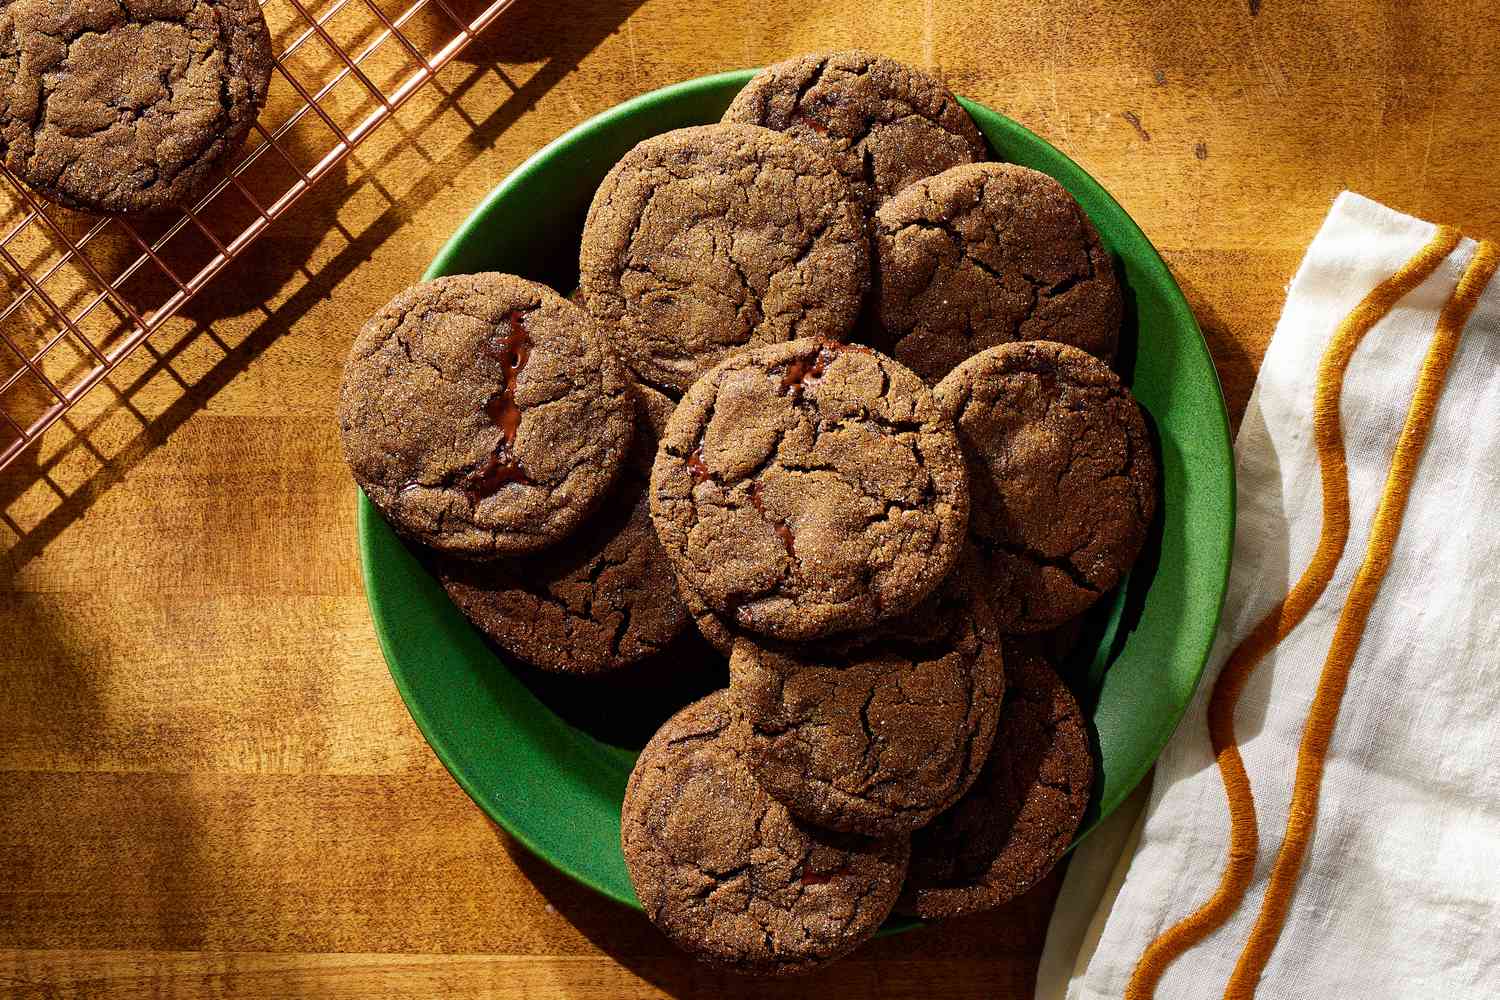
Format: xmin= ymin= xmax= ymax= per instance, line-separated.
xmin=935 ymin=341 xmax=1156 ymax=633
xmin=897 ymin=644 xmax=1092 ymax=918
xmin=650 ymin=338 xmax=969 ymax=642
xmin=622 ymin=692 xmax=910 ymax=976
xmin=729 ymin=555 xmax=1006 ymax=836
xmin=339 ymin=272 xmax=634 ymax=559
xmin=434 ymin=382 xmax=688 ymax=673
xmin=578 ymin=123 xmax=869 ymax=394
xmin=723 ymin=50 xmax=986 ymax=206
xmin=0 ymin=0 xmax=273 ymax=215
xmin=876 ymin=162 xmax=1122 ymax=383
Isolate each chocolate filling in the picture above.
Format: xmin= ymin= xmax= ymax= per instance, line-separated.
xmin=463 ymin=310 xmax=534 ymax=501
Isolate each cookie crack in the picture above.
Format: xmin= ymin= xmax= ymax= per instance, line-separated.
xmin=789 ymin=55 xmax=834 ymax=115
xmin=607 ymin=602 xmax=634 ymax=658
xmin=611 ymin=172 xmax=672 ymax=277
xmin=515 ymin=548 xmax=635 ymax=637
xmin=854 ymin=683 xmax=881 ymax=781
xmin=722 ymin=228 xmax=766 ymax=329
xmin=785 ymin=211 xmax=837 ymax=274
xmin=665 ymin=724 xmax=728 ymax=749
xmin=392 ymin=327 xmax=449 ymax=381
xmin=683 ymin=423 xmax=801 ymax=596
xmin=980 ymin=534 xmax=1102 ymax=596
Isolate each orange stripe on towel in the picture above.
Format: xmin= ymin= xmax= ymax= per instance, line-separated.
xmin=1222 ymin=238 xmax=1500 ymax=999
xmin=1124 ymin=225 xmax=1463 ymax=1000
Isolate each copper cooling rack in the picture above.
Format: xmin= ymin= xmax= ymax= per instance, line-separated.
xmin=0 ymin=0 xmax=516 ymax=472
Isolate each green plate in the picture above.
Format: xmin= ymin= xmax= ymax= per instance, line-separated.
xmin=358 ymin=70 xmax=1235 ymax=923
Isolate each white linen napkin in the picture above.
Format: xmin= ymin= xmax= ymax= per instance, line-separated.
xmin=1037 ymin=192 xmax=1500 ymax=1000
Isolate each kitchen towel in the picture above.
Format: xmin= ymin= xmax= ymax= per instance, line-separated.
xmin=1037 ymin=191 xmax=1500 ymax=999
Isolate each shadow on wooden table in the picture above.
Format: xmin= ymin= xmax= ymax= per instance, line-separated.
xmin=1171 ymin=268 xmax=1258 ymax=430
xmin=498 ymin=828 xmax=1056 ymax=998
xmin=0 ymin=0 xmax=646 ymax=573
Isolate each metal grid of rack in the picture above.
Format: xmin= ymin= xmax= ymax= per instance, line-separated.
xmin=0 ymin=0 xmax=516 ymax=471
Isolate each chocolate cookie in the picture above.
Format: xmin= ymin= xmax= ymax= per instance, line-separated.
xmin=434 ymin=383 xmax=687 ymax=673
xmin=897 ymin=645 xmax=1092 ymax=918
xmin=578 ymin=124 xmax=869 ymax=394
xmin=723 ymin=51 xmax=986 ymax=205
xmin=0 ymin=0 xmax=273 ymax=214
xmin=339 ymin=273 xmax=634 ymax=559
xmin=935 ymin=341 xmax=1156 ymax=632
xmin=876 ymin=163 xmax=1122 ymax=383
xmin=651 ymin=339 xmax=969 ymax=641
xmin=730 ymin=557 xmax=1006 ymax=835
xmin=622 ymin=692 xmax=909 ymax=976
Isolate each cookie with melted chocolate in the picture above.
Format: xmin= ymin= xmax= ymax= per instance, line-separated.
xmin=339 ymin=273 xmax=634 ymax=559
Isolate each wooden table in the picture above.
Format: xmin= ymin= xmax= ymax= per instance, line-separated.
xmin=4 ymin=1 xmax=1497 ymax=996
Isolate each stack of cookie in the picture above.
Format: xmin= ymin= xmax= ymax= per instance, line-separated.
xmin=337 ymin=51 xmax=1159 ymax=977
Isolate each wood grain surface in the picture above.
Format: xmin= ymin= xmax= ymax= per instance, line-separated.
xmin=4 ymin=0 xmax=1499 ymax=996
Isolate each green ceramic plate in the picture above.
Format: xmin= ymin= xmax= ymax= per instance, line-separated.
xmin=358 ymin=70 xmax=1234 ymax=923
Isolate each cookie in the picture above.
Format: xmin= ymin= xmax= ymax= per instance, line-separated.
xmin=723 ymin=50 xmax=986 ymax=205
xmin=650 ymin=338 xmax=969 ymax=641
xmin=0 ymin=0 xmax=273 ymax=214
xmin=897 ymin=645 xmax=1092 ymax=918
xmin=876 ymin=163 xmax=1122 ymax=383
xmin=935 ymin=341 xmax=1156 ymax=633
xmin=621 ymin=692 xmax=910 ymax=976
xmin=578 ymin=124 xmax=869 ymax=394
xmin=434 ymin=383 xmax=688 ymax=673
xmin=730 ymin=556 xmax=1006 ymax=835
xmin=339 ymin=273 xmax=634 ymax=559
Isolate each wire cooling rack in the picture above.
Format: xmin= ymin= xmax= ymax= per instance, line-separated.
xmin=0 ymin=0 xmax=516 ymax=472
